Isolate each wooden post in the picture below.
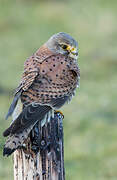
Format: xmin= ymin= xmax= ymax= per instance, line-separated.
xmin=13 ymin=112 xmax=65 ymax=180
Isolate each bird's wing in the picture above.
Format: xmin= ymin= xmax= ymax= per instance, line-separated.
xmin=5 ymin=56 xmax=39 ymax=119
xmin=4 ymin=49 xmax=54 ymax=134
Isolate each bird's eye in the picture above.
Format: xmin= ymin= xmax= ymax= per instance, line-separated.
xmin=61 ymin=44 xmax=68 ymax=50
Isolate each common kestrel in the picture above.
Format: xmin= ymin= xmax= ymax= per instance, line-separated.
xmin=3 ymin=32 xmax=80 ymax=156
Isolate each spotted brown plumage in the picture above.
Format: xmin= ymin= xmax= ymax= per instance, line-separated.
xmin=3 ymin=32 xmax=80 ymax=156
xmin=21 ymin=53 xmax=79 ymax=105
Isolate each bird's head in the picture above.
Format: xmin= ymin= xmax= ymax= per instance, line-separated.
xmin=45 ymin=32 xmax=78 ymax=60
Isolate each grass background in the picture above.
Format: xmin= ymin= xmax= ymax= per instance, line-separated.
xmin=0 ymin=0 xmax=117 ymax=179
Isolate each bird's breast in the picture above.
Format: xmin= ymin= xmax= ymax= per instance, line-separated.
xmin=21 ymin=54 xmax=80 ymax=105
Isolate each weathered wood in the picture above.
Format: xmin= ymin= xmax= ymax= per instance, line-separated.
xmin=13 ymin=112 xmax=65 ymax=180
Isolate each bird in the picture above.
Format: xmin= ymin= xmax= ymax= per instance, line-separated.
xmin=3 ymin=32 xmax=80 ymax=156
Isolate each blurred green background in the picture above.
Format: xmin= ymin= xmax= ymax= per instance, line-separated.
xmin=0 ymin=0 xmax=117 ymax=179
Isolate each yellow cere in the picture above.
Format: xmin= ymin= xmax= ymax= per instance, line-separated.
xmin=66 ymin=45 xmax=71 ymax=51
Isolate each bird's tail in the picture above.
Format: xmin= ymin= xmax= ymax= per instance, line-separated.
xmin=3 ymin=127 xmax=32 ymax=156
xmin=3 ymin=104 xmax=52 ymax=156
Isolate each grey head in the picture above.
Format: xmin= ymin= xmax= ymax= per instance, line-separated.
xmin=45 ymin=32 xmax=78 ymax=59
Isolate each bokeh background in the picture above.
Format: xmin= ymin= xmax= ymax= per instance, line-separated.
xmin=0 ymin=0 xmax=117 ymax=179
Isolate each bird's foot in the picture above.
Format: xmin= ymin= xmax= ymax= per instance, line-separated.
xmin=55 ymin=110 xmax=64 ymax=119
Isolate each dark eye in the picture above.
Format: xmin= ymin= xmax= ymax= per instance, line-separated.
xmin=61 ymin=44 xmax=68 ymax=50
